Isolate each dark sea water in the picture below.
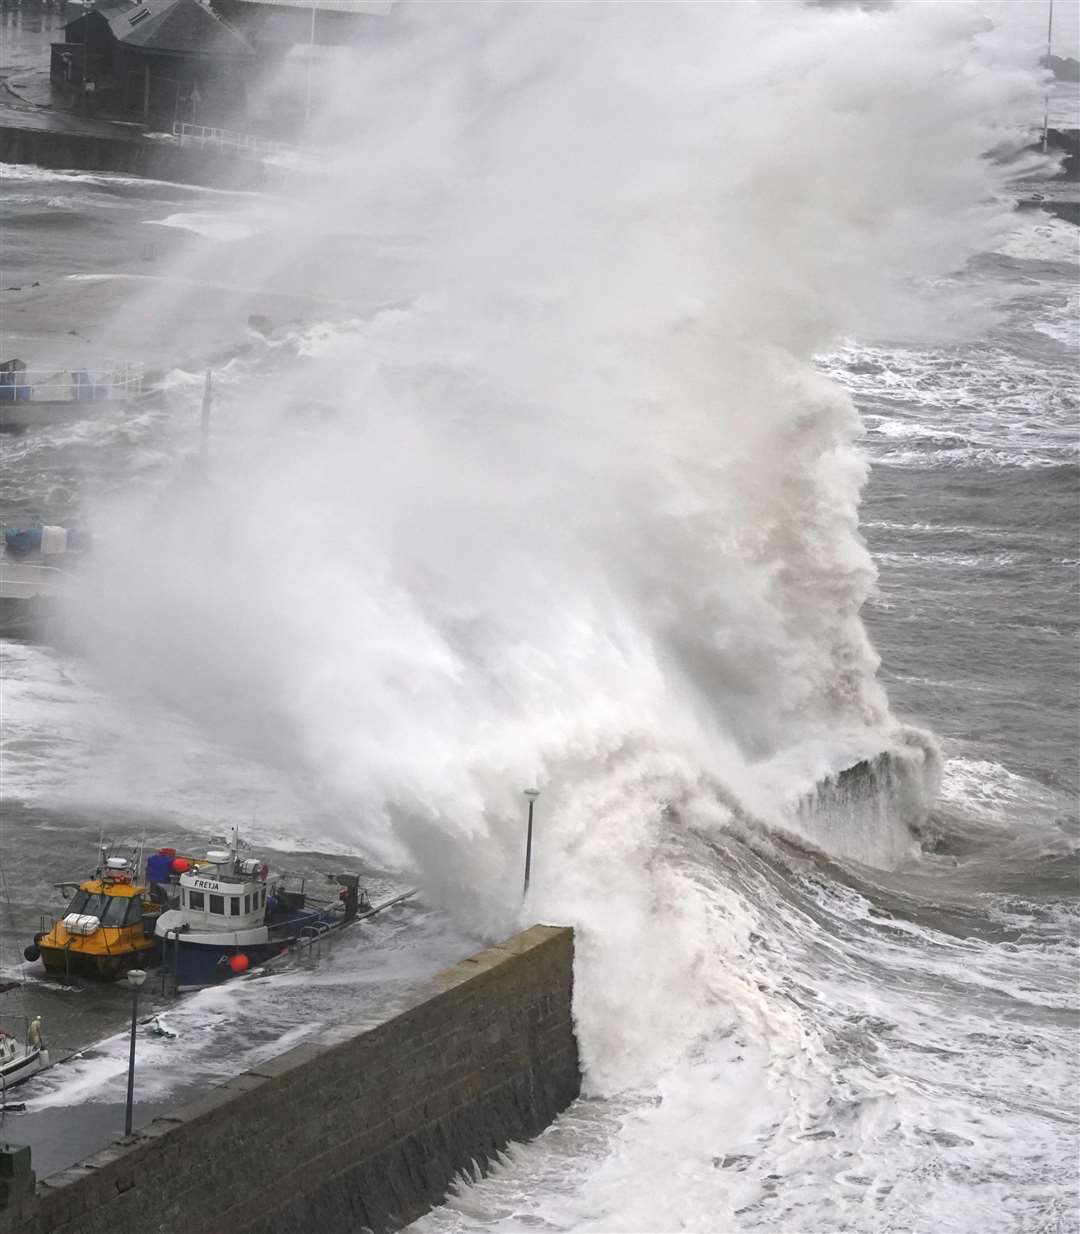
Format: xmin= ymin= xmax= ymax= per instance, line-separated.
xmin=0 ymin=126 xmax=1077 ymax=1234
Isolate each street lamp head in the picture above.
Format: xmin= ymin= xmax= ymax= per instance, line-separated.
xmin=523 ymin=788 xmax=540 ymax=801
xmin=126 ymin=969 xmax=148 ymax=988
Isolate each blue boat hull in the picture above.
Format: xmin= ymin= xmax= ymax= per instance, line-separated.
xmin=173 ymin=940 xmax=285 ymax=987
xmin=170 ymin=907 xmax=335 ymax=987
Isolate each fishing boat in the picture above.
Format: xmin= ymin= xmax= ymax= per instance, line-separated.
xmin=0 ymin=522 xmax=81 ymax=639
xmin=154 ymin=833 xmax=367 ymax=990
xmin=26 ymin=846 xmax=167 ymax=981
xmin=0 ymin=866 xmax=51 ymax=1092
xmin=0 ymin=1008 xmax=49 ymax=1092
xmin=0 ymin=357 xmax=151 ymax=434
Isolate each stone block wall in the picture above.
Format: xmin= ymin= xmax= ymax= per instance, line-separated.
xmin=1 ymin=924 xmax=579 ymax=1234
xmin=0 ymin=124 xmax=268 ymax=190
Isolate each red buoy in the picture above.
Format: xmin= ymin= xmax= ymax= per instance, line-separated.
xmin=229 ymin=954 xmax=250 ymax=974
xmin=159 ymin=848 xmax=177 ymax=857
xmin=171 ymin=857 xmax=191 ymax=873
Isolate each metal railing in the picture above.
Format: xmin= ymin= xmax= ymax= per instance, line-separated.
xmin=173 ymin=123 xmax=294 ymax=162
xmin=295 ymin=922 xmax=334 ymax=969
xmin=0 ymin=363 xmax=144 ymax=405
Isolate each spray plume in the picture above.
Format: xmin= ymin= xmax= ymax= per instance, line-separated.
xmin=69 ymin=1 xmax=1041 ymax=1002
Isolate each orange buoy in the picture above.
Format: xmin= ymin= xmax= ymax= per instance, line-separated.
xmin=228 ymin=954 xmax=250 ymax=974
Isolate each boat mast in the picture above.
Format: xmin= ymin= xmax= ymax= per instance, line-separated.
xmin=0 ymin=864 xmax=34 ymax=1059
xmin=1042 ymin=0 xmax=1055 ymax=153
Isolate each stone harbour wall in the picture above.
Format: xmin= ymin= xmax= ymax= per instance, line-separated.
xmin=0 ymin=124 xmax=269 ymax=190
xmin=1 ymin=924 xmax=580 ymax=1234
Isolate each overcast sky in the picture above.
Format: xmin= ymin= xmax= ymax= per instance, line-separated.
xmin=981 ymin=0 xmax=1078 ymax=55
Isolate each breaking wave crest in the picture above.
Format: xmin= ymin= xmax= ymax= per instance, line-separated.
xmin=66 ymin=3 xmax=1036 ymax=885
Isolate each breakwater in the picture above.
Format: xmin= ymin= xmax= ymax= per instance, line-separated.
xmin=0 ymin=924 xmax=580 ymax=1234
xmin=0 ymin=123 xmax=269 ymax=191
xmin=1045 ymin=127 xmax=1080 ymax=180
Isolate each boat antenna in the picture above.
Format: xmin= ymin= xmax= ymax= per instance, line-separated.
xmin=1042 ymin=0 xmax=1054 ymax=154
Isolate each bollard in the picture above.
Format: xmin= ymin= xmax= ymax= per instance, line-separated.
xmin=0 ymin=1142 xmax=36 ymax=1232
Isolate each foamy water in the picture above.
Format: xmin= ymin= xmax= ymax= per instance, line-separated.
xmin=0 ymin=3 xmax=1076 ymax=1230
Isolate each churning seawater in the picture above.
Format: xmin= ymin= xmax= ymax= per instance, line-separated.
xmin=1 ymin=3 xmax=1077 ymax=1231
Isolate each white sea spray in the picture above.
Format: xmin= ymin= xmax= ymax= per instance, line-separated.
xmin=9 ymin=5 xmax=1072 ymax=1230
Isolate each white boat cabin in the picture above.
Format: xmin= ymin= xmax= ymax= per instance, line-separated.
xmin=0 ymin=1031 xmax=22 ymax=1063
xmin=173 ymin=850 xmax=267 ymax=932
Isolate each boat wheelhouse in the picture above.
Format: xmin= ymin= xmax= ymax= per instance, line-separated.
xmin=29 ymin=851 xmax=163 ymax=981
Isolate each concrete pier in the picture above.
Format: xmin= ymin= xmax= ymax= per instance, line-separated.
xmin=0 ymin=924 xmax=581 ymax=1234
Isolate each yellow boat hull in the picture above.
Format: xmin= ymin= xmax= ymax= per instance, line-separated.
xmin=38 ymin=932 xmax=158 ymax=981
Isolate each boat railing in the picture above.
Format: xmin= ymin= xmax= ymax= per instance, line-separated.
xmin=0 ymin=561 xmax=66 ymax=579
xmin=0 ymin=548 xmax=67 ymax=596
xmin=173 ymin=122 xmax=295 ymax=163
xmin=296 ymin=921 xmax=333 ymax=969
xmin=0 ymin=363 xmax=144 ymax=405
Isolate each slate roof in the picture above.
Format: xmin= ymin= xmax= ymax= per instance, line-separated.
xmin=72 ymin=0 xmax=254 ymax=57
xmin=207 ymin=0 xmax=391 ymax=46
xmin=228 ymin=0 xmax=393 ymax=9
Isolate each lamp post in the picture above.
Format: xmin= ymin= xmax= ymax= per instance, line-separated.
xmin=124 ymin=969 xmax=147 ymax=1136
xmin=1042 ymin=0 xmax=1055 ymax=153
xmin=305 ymin=5 xmax=316 ymax=124
xmin=522 ymin=789 xmax=540 ymax=899
xmin=200 ymin=367 xmax=212 ymax=465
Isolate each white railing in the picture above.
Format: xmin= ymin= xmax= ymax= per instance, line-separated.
xmin=296 ymin=921 xmax=334 ymax=969
xmin=0 ymin=363 xmax=144 ymax=405
xmin=173 ymin=122 xmax=294 ymax=162
xmin=228 ymin=0 xmax=394 ymax=9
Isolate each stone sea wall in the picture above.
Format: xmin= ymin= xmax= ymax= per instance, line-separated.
xmin=0 ymin=924 xmax=580 ymax=1234
xmin=0 ymin=124 xmax=268 ymax=190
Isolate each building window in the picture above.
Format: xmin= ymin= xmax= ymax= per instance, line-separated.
xmin=209 ymin=894 xmax=225 ymax=915
xmin=188 ymin=890 xmax=205 ymax=911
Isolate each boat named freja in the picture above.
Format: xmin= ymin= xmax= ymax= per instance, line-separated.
xmin=155 ymin=837 xmax=366 ymax=989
